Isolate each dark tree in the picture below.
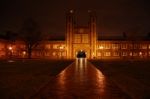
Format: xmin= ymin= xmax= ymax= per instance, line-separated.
xmin=147 ymin=32 xmax=150 ymax=39
xmin=20 ymin=18 xmax=43 ymax=59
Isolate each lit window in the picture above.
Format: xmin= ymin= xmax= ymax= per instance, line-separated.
xmin=79 ymin=28 xmax=84 ymax=33
xmin=52 ymin=52 xmax=56 ymax=56
xmin=0 ymin=46 xmax=3 ymax=50
xmin=121 ymin=44 xmax=127 ymax=49
xmin=74 ymin=34 xmax=81 ymax=43
xmin=113 ymin=52 xmax=119 ymax=56
xmin=149 ymin=45 xmax=150 ymax=49
xmin=20 ymin=45 xmax=25 ymax=49
xmin=97 ymin=52 xmax=102 ymax=56
xmin=112 ymin=44 xmax=119 ymax=49
xmin=122 ymin=52 xmax=127 ymax=56
xmin=129 ymin=52 xmax=132 ymax=56
xmin=141 ymin=45 xmax=147 ymax=49
xmin=98 ymin=45 xmax=104 ymax=49
xmin=104 ymin=52 xmax=111 ymax=56
xmin=82 ymin=34 xmax=89 ymax=43
xmin=45 ymin=52 xmax=50 ymax=56
xmin=149 ymin=51 xmax=150 ymax=56
xmin=139 ymin=52 xmax=142 ymax=56
xmin=105 ymin=44 xmax=111 ymax=49
xmin=133 ymin=52 xmax=138 ymax=56
xmin=46 ymin=44 xmax=51 ymax=49
xmin=134 ymin=44 xmax=139 ymax=49
xmin=62 ymin=52 xmax=66 ymax=56
xmin=129 ymin=44 xmax=133 ymax=49
xmin=53 ymin=44 xmax=59 ymax=49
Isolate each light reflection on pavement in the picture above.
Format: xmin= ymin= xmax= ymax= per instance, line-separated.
xmin=32 ymin=58 xmax=131 ymax=99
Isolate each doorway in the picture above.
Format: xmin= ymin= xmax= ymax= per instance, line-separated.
xmin=76 ymin=50 xmax=86 ymax=58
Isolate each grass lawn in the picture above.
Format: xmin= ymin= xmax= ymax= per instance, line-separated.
xmin=90 ymin=60 xmax=150 ymax=99
xmin=0 ymin=59 xmax=73 ymax=99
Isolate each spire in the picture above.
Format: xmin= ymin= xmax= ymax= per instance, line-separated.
xmin=88 ymin=10 xmax=96 ymax=20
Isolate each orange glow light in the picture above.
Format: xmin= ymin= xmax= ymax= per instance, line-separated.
xmin=99 ymin=46 xmax=104 ymax=49
xmin=9 ymin=47 xmax=12 ymax=50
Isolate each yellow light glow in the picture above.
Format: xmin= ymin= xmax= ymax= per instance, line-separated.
xmin=139 ymin=52 xmax=142 ymax=56
xmin=99 ymin=46 xmax=104 ymax=49
xmin=92 ymin=52 xmax=95 ymax=56
xmin=59 ymin=46 xmax=63 ymax=49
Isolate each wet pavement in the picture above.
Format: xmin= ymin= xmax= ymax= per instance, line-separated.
xmin=32 ymin=58 xmax=131 ymax=99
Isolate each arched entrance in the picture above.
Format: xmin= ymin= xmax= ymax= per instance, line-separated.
xmin=76 ymin=50 xmax=86 ymax=58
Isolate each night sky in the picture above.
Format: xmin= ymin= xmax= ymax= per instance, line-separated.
xmin=0 ymin=0 xmax=150 ymax=38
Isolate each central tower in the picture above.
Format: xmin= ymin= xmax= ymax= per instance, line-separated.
xmin=66 ymin=10 xmax=97 ymax=59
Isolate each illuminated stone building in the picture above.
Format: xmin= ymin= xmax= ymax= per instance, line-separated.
xmin=66 ymin=10 xmax=97 ymax=59
xmin=0 ymin=10 xmax=150 ymax=59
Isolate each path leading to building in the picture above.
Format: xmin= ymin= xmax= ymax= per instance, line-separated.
xmin=32 ymin=59 xmax=131 ymax=99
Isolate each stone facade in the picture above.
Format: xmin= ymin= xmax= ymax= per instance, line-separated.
xmin=0 ymin=10 xmax=150 ymax=59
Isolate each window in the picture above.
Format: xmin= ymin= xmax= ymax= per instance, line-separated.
xmin=97 ymin=52 xmax=102 ymax=56
xmin=53 ymin=44 xmax=59 ymax=49
xmin=82 ymin=34 xmax=89 ymax=43
xmin=122 ymin=52 xmax=127 ymax=56
xmin=0 ymin=44 xmax=5 ymax=49
xmin=98 ymin=45 xmax=104 ymax=49
xmin=46 ymin=44 xmax=51 ymax=49
xmin=62 ymin=52 xmax=66 ymax=56
xmin=52 ymin=52 xmax=56 ymax=56
xmin=112 ymin=44 xmax=119 ymax=49
xmin=133 ymin=52 xmax=138 ymax=56
xmin=74 ymin=34 xmax=81 ymax=43
xmin=141 ymin=44 xmax=147 ymax=49
xmin=121 ymin=44 xmax=127 ymax=49
xmin=149 ymin=45 xmax=150 ymax=49
xmin=113 ymin=52 xmax=119 ymax=56
xmin=79 ymin=28 xmax=84 ymax=33
xmin=139 ymin=52 xmax=142 ymax=56
xmin=105 ymin=44 xmax=111 ymax=49
xmin=17 ymin=45 xmax=25 ymax=49
xmin=149 ymin=51 xmax=150 ymax=56
xmin=134 ymin=44 xmax=139 ymax=49
xmin=104 ymin=52 xmax=111 ymax=56
xmin=59 ymin=45 xmax=65 ymax=49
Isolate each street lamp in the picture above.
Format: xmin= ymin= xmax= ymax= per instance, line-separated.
xmin=9 ymin=46 xmax=12 ymax=50
xmin=59 ymin=45 xmax=64 ymax=59
xmin=8 ymin=46 xmax=13 ymax=59
xmin=23 ymin=51 xmax=26 ymax=58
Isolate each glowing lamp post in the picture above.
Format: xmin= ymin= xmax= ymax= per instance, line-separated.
xmin=8 ymin=46 xmax=13 ymax=58
xmin=9 ymin=46 xmax=12 ymax=50
xmin=139 ymin=52 xmax=142 ymax=58
xmin=22 ymin=51 xmax=26 ymax=58
xmin=59 ymin=46 xmax=64 ymax=59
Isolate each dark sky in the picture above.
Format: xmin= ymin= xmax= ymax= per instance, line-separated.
xmin=0 ymin=0 xmax=150 ymax=37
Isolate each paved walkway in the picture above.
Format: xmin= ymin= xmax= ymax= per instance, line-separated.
xmin=32 ymin=59 xmax=131 ymax=99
